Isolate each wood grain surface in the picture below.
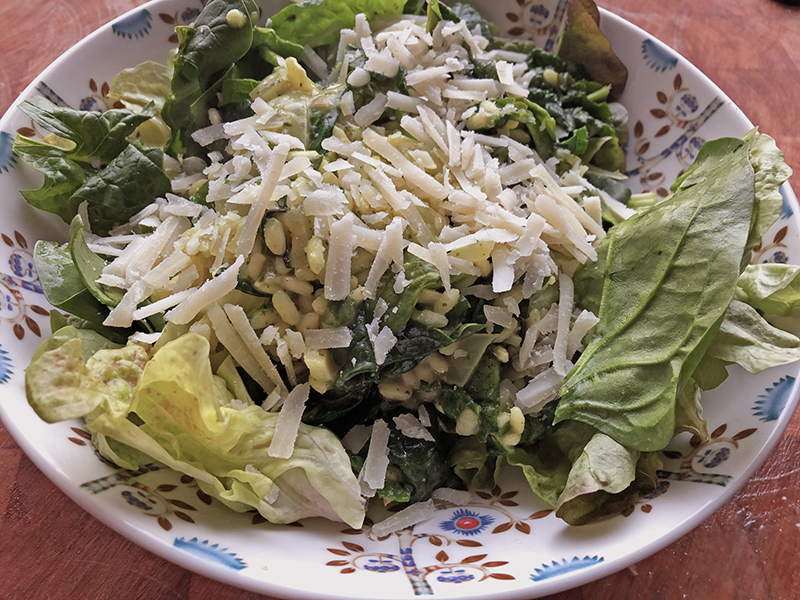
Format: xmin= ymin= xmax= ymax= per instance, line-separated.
xmin=1 ymin=1 xmax=799 ymax=598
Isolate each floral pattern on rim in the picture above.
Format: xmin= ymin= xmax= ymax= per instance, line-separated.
xmin=501 ymin=0 xmax=568 ymax=53
xmin=173 ymin=537 xmax=248 ymax=570
xmin=751 ymin=224 xmax=790 ymax=264
xmin=626 ymin=72 xmax=724 ymax=197
xmin=658 ymin=423 xmax=757 ymax=487
xmin=159 ymin=5 xmax=204 ymax=44
xmin=530 ymin=555 xmax=605 ymax=582
xmin=323 ymin=486 xmax=553 ymax=595
xmin=112 ymin=9 xmax=155 ymax=39
xmin=0 ymin=230 xmax=48 ymax=340
xmin=753 ymin=376 xmax=796 ymax=422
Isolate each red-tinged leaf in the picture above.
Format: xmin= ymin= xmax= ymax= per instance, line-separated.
xmin=506 ymin=12 xmax=519 ymax=22
xmin=340 ymin=567 xmax=356 ymax=574
xmin=429 ymin=536 xmax=443 ymax=546
xmin=733 ymin=428 xmax=757 ymax=441
xmin=489 ymin=573 xmax=515 ymax=580
xmin=774 ymin=226 xmax=788 ymax=244
xmin=492 ymin=522 xmax=513 ymax=534
xmin=515 ymin=521 xmax=531 ymax=534
xmin=25 ymin=316 xmax=41 ymax=337
xmin=180 ymin=474 xmax=194 ymax=484
xmin=68 ymin=437 xmax=87 ymax=446
xmin=637 ymin=141 xmax=651 ymax=155
xmin=169 ymin=33 xmax=179 ymax=44
xmin=689 ymin=434 xmax=702 ymax=447
xmin=14 ymin=231 xmax=27 ymax=248
xmin=342 ymin=542 xmax=364 ymax=553
xmin=196 ymin=490 xmax=213 ymax=505
xmin=340 ymin=528 xmax=363 ymax=535
xmin=674 ymin=74 xmax=683 ymax=90
xmin=157 ymin=516 xmax=172 ymax=531
xmin=159 ymin=12 xmax=176 ymax=24
xmin=30 ymin=305 xmax=50 ymax=316
xmin=499 ymin=500 xmax=518 ymax=507
xmin=435 ymin=550 xmax=449 ymax=563
xmin=655 ymin=124 xmax=671 ymax=137
xmin=641 ymin=504 xmax=653 ymax=513
xmin=157 ymin=484 xmax=178 ymax=492
xmin=656 ymin=91 xmax=668 ymax=104
xmin=456 ymin=539 xmax=482 ymax=547
xmin=327 ymin=548 xmax=351 ymax=556
xmin=13 ymin=324 xmax=24 ymax=340
xmin=530 ymin=509 xmax=552 ymax=520
xmin=174 ymin=511 xmax=195 ymax=523
xmin=507 ymin=27 xmax=524 ymax=36
xmin=650 ymin=108 xmax=668 ymax=119
xmin=634 ymin=121 xmax=644 ymax=138
xmin=622 ymin=506 xmax=635 ymax=517
xmin=475 ymin=491 xmax=492 ymax=500
xmin=16 ymin=127 xmax=36 ymax=138
xmin=168 ymin=499 xmax=197 ymax=511
xmin=89 ymin=79 xmax=97 ymax=93
xmin=70 ymin=427 xmax=91 ymax=439
xmin=647 ymin=171 xmax=663 ymax=182
xmin=711 ymin=424 xmax=728 ymax=439
xmin=482 ymin=561 xmax=508 ymax=568
xmin=462 ymin=554 xmax=488 ymax=563
xmin=326 ymin=560 xmax=350 ymax=567
xmin=662 ymin=450 xmax=683 ymax=459
xmin=500 ymin=490 xmax=519 ymax=499
xmin=657 ymin=187 xmax=670 ymax=198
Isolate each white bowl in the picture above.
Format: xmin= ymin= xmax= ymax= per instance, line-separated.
xmin=0 ymin=1 xmax=797 ymax=598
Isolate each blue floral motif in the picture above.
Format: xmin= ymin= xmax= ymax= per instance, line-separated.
xmin=79 ymin=97 xmax=101 ymax=112
xmin=754 ymin=376 xmax=796 ymax=422
xmin=438 ymin=508 xmax=495 ymax=536
xmin=121 ymin=489 xmax=156 ymax=511
xmin=765 ymin=251 xmax=789 ymax=264
xmin=531 ymin=555 xmax=604 ymax=582
xmin=173 ymin=537 xmax=247 ymax=570
xmin=696 ymin=446 xmax=731 ymax=469
xmin=0 ymin=345 xmax=13 ymax=384
xmin=642 ymin=479 xmax=670 ymax=500
xmin=641 ymin=39 xmax=678 ymax=72
xmin=780 ymin=186 xmax=794 ymax=220
xmin=0 ymin=132 xmax=16 ymax=173
xmin=35 ymin=81 xmax=68 ymax=107
xmin=364 ymin=558 xmax=400 ymax=572
xmin=437 ymin=568 xmax=475 ymax=583
xmin=112 ymin=9 xmax=153 ymax=39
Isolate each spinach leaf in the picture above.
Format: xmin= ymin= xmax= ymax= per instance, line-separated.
xmin=269 ymin=0 xmax=406 ymax=47
xmin=161 ymin=0 xmax=258 ymax=155
xmin=68 ymin=215 xmax=124 ymax=307
xmin=559 ymin=137 xmax=756 ymax=451
xmin=16 ymin=96 xmax=157 ymax=162
xmin=70 ymin=143 xmax=171 ymax=236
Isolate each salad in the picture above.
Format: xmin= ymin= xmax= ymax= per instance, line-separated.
xmin=19 ymin=0 xmax=798 ymax=532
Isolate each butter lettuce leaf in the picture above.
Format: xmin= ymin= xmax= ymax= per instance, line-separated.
xmin=735 ymin=263 xmax=800 ymax=317
xmin=26 ymin=333 xmax=365 ymax=527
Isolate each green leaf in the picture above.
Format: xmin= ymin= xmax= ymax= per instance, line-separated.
xmin=706 ymin=300 xmax=800 ymax=373
xmin=71 ymin=143 xmax=172 ymax=236
xmin=16 ymin=96 xmax=157 ymax=162
xmin=426 ymin=0 xmax=460 ymax=33
xmin=560 ymin=137 xmax=755 ymax=451
xmin=68 ymin=215 xmax=124 ymax=307
xmin=735 ymin=263 xmax=800 ymax=317
xmin=161 ymin=0 xmax=259 ymax=154
xmin=269 ymin=0 xmax=406 ymax=47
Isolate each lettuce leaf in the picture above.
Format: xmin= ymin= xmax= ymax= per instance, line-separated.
xmin=268 ymin=0 xmax=407 ymax=47
xmin=26 ymin=333 xmax=365 ymax=527
xmin=735 ymin=263 xmax=800 ymax=317
xmin=560 ymin=138 xmax=756 ymax=451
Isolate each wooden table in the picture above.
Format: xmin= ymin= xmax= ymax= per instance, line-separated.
xmin=1 ymin=0 xmax=799 ymax=598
